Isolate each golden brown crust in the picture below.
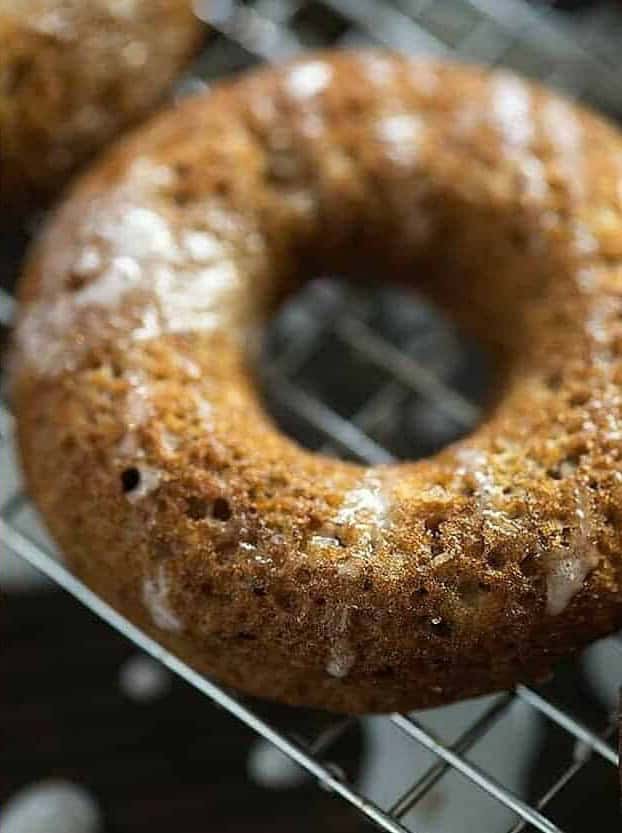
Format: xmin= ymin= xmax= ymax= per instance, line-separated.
xmin=11 ymin=51 xmax=622 ymax=713
xmin=0 ymin=0 xmax=203 ymax=213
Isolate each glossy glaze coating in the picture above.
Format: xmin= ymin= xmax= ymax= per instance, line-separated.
xmin=12 ymin=52 xmax=622 ymax=712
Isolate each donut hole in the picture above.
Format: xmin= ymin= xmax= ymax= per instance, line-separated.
xmin=261 ymin=280 xmax=494 ymax=462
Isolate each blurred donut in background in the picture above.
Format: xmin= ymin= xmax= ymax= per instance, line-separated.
xmin=0 ymin=0 xmax=204 ymax=215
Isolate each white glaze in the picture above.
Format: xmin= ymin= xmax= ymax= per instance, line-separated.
xmin=73 ymin=256 xmax=141 ymax=308
xmin=31 ymin=10 xmax=73 ymax=39
xmin=144 ymin=260 xmax=241 ymax=338
xmin=72 ymin=246 xmax=102 ymax=277
xmin=326 ymin=609 xmax=356 ymax=679
xmin=572 ymin=222 xmax=599 ymax=256
xmin=515 ymin=154 xmax=548 ymax=201
xmin=127 ymin=156 xmax=174 ymax=188
xmin=108 ymin=0 xmax=139 ymax=19
xmin=335 ymin=475 xmax=390 ymax=527
xmin=455 ymin=448 xmax=519 ymax=537
xmin=491 ymin=73 xmax=548 ymax=202
xmin=376 ymin=114 xmax=422 ymax=165
xmin=542 ymin=97 xmax=583 ymax=199
xmin=16 ymin=159 xmax=246 ymax=376
xmin=545 ymin=489 xmax=599 ymax=615
xmin=142 ymin=565 xmax=183 ymax=632
xmin=326 ymin=645 xmax=355 ymax=679
xmin=492 ymin=73 xmax=533 ymax=148
xmin=100 ymin=205 xmax=177 ymax=260
xmin=361 ymin=54 xmax=394 ymax=86
xmin=407 ymin=62 xmax=439 ymax=95
xmin=181 ymin=229 xmax=226 ymax=263
xmin=121 ymin=40 xmax=148 ymax=68
xmin=311 ymin=473 xmax=391 ymax=561
xmin=286 ymin=61 xmax=333 ymax=100
xmin=124 ymin=373 xmax=152 ymax=429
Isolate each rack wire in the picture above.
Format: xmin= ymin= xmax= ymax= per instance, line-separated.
xmin=2 ymin=1 xmax=622 ymax=831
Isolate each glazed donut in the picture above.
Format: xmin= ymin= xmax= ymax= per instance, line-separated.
xmin=0 ymin=0 xmax=203 ymax=213
xmin=11 ymin=52 xmax=622 ymax=713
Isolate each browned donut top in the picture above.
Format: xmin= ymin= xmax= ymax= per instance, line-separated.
xmin=11 ymin=52 xmax=622 ymax=712
xmin=0 ymin=0 xmax=202 ymax=211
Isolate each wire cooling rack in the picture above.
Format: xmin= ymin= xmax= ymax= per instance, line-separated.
xmin=2 ymin=1 xmax=622 ymax=831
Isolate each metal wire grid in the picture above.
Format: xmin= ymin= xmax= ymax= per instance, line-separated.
xmin=2 ymin=1 xmax=622 ymax=831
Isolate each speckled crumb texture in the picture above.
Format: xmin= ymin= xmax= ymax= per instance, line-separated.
xmin=0 ymin=0 xmax=203 ymax=213
xmin=11 ymin=51 xmax=622 ymax=713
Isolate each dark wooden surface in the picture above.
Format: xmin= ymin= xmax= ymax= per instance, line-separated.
xmin=1 ymin=588 xmax=366 ymax=833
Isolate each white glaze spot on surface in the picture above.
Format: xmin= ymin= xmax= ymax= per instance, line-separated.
xmin=146 ymin=259 xmax=241 ymax=337
xmin=543 ymin=97 xmax=583 ymax=198
xmin=376 ymin=114 xmax=422 ymax=165
xmin=101 ymin=206 xmax=177 ymax=260
xmin=545 ymin=489 xmax=599 ymax=616
xmin=181 ymin=230 xmax=226 ymax=263
xmin=490 ymin=73 xmax=548 ymax=202
xmin=72 ymin=246 xmax=102 ymax=277
xmin=361 ymin=54 xmax=395 ymax=86
xmin=124 ymin=372 xmax=153 ymax=429
xmin=286 ymin=61 xmax=333 ymax=100
xmin=455 ymin=448 xmax=519 ymax=537
xmin=142 ymin=565 xmax=183 ymax=632
xmin=73 ymin=256 xmax=141 ymax=308
xmin=335 ymin=475 xmax=390 ymax=528
xmin=326 ymin=647 xmax=355 ymax=679
xmin=491 ymin=73 xmax=533 ymax=148
xmin=108 ymin=0 xmax=139 ymax=19
xmin=311 ymin=473 xmax=391 ymax=560
xmin=16 ymin=159 xmax=246 ymax=375
xmin=326 ymin=610 xmax=356 ymax=679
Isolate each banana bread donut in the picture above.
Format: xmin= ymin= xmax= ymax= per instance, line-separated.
xmin=11 ymin=52 xmax=622 ymax=713
xmin=0 ymin=0 xmax=203 ymax=213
